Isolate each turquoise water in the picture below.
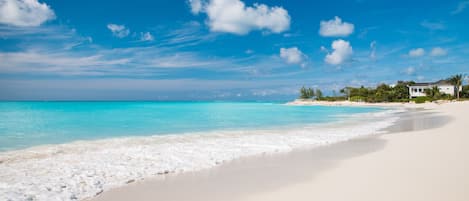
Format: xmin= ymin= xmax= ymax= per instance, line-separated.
xmin=0 ymin=101 xmax=383 ymax=151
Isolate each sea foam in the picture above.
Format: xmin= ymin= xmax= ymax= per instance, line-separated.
xmin=0 ymin=109 xmax=401 ymax=201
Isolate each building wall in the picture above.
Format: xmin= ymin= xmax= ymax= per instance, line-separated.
xmin=409 ymin=86 xmax=429 ymax=98
xmin=437 ymin=85 xmax=455 ymax=96
xmin=409 ymin=84 xmax=457 ymax=98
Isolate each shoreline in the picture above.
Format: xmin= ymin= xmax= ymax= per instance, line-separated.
xmin=92 ymin=101 xmax=468 ymax=201
xmin=285 ymin=99 xmax=456 ymax=108
xmin=0 ymin=105 xmax=400 ymax=201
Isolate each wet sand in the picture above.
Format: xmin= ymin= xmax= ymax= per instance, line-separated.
xmin=91 ymin=102 xmax=468 ymax=201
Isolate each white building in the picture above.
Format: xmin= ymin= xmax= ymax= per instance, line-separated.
xmin=408 ymin=80 xmax=460 ymax=98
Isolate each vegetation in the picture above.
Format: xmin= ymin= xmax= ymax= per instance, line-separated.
xmin=318 ymin=96 xmax=347 ymax=102
xmin=335 ymin=81 xmax=414 ymax=103
xmin=463 ymin=85 xmax=469 ymax=98
xmin=424 ymin=86 xmax=441 ymax=99
xmin=411 ymin=96 xmax=432 ymax=104
xmin=299 ymin=86 xmax=315 ymax=99
xmin=299 ymin=86 xmax=323 ymax=100
xmin=298 ymin=74 xmax=468 ymax=103
xmin=449 ymin=74 xmax=463 ymax=100
xmin=315 ymin=89 xmax=323 ymax=99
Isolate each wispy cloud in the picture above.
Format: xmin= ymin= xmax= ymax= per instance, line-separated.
xmin=107 ymin=24 xmax=130 ymax=38
xmin=408 ymin=48 xmax=425 ymax=57
xmin=139 ymin=32 xmax=154 ymax=41
xmin=157 ymin=21 xmax=218 ymax=47
xmin=402 ymin=66 xmax=416 ymax=75
xmin=0 ymin=50 xmax=131 ymax=76
xmin=0 ymin=25 xmax=94 ymax=52
xmin=420 ymin=20 xmax=445 ymax=30
xmin=451 ymin=1 xmax=469 ymax=15
xmin=430 ymin=47 xmax=447 ymax=57
xmin=369 ymin=41 xmax=377 ymax=60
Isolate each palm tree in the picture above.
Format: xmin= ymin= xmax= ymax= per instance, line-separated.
xmin=449 ymin=74 xmax=463 ymax=100
xmin=315 ymin=89 xmax=323 ymax=100
xmin=299 ymin=86 xmax=309 ymax=99
xmin=307 ymin=88 xmax=315 ymax=99
xmin=424 ymin=86 xmax=441 ymax=99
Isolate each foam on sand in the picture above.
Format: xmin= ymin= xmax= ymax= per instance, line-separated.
xmin=0 ymin=109 xmax=401 ymax=201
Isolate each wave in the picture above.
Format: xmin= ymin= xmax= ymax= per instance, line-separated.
xmin=0 ymin=109 xmax=401 ymax=201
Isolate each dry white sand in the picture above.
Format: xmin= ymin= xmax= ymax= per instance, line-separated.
xmin=92 ymin=101 xmax=469 ymax=201
xmin=286 ymin=99 xmax=453 ymax=107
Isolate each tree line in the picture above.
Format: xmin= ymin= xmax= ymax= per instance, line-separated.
xmin=299 ymin=74 xmax=468 ymax=103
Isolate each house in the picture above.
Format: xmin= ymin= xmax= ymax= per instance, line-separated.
xmin=408 ymin=80 xmax=460 ymax=98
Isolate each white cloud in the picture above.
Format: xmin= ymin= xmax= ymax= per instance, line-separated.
xmin=188 ymin=0 xmax=203 ymax=14
xmin=408 ymin=48 xmax=425 ymax=57
xmin=190 ymin=0 xmax=291 ymax=35
xmin=0 ymin=0 xmax=55 ymax=27
xmin=451 ymin=1 xmax=469 ymax=15
xmin=403 ymin=66 xmax=416 ymax=75
xmin=140 ymin=32 xmax=154 ymax=41
xmin=319 ymin=16 xmax=354 ymax=37
xmin=280 ymin=47 xmax=305 ymax=66
xmin=430 ymin=47 xmax=447 ymax=57
xmin=369 ymin=40 xmax=377 ymax=60
xmin=324 ymin=39 xmax=353 ymax=65
xmin=107 ymin=24 xmax=130 ymax=38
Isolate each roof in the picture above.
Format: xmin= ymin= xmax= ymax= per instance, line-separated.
xmin=433 ymin=79 xmax=452 ymax=85
xmin=409 ymin=80 xmax=453 ymax=87
xmin=410 ymin=82 xmax=433 ymax=86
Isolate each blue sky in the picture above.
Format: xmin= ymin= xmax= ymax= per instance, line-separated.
xmin=0 ymin=0 xmax=468 ymax=100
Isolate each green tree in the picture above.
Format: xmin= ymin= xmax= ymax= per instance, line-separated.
xmin=375 ymin=83 xmax=392 ymax=102
xmin=462 ymin=85 xmax=469 ymax=98
xmin=315 ymin=89 xmax=323 ymax=100
xmin=299 ymin=86 xmax=308 ymax=99
xmin=299 ymin=86 xmax=315 ymax=99
xmin=307 ymin=88 xmax=315 ymax=99
xmin=393 ymin=81 xmax=413 ymax=100
xmin=449 ymin=74 xmax=463 ymax=100
xmin=340 ymin=87 xmax=352 ymax=100
xmin=424 ymin=86 xmax=441 ymax=99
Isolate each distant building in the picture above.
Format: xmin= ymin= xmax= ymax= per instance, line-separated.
xmin=408 ymin=80 xmax=460 ymax=98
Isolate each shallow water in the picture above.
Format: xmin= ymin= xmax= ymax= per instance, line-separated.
xmin=0 ymin=101 xmax=400 ymax=201
xmin=0 ymin=101 xmax=384 ymax=151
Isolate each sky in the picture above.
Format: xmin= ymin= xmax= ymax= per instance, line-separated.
xmin=0 ymin=0 xmax=468 ymax=100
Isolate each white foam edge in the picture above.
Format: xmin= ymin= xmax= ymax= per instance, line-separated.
xmin=0 ymin=109 xmax=401 ymax=201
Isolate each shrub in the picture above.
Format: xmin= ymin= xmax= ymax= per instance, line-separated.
xmin=319 ymin=96 xmax=347 ymax=101
xmin=411 ymin=96 xmax=432 ymax=104
xmin=350 ymin=96 xmax=365 ymax=102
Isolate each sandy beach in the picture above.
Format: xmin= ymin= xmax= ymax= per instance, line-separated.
xmin=286 ymin=99 xmax=452 ymax=107
xmin=92 ymin=101 xmax=469 ymax=201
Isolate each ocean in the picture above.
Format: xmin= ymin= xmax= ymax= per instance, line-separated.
xmin=0 ymin=101 xmax=384 ymax=151
xmin=0 ymin=101 xmax=401 ymax=201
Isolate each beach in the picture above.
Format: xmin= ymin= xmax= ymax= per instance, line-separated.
xmin=0 ymin=102 xmax=398 ymax=200
xmin=92 ymin=101 xmax=469 ymax=201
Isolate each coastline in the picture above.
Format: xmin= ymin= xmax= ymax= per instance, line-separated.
xmin=285 ymin=99 xmax=454 ymax=107
xmin=0 ymin=104 xmax=399 ymax=201
xmin=237 ymin=101 xmax=469 ymax=201
xmin=92 ymin=101 xmax=469 ymax=201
